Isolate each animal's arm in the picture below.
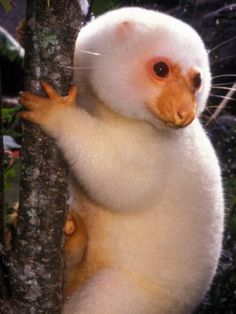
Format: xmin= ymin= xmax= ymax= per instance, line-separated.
xmin=19 ymin=82 xmax=158 ymax=211
xmin=19 ymin=82 xmax=105 ymax=178
xmin=19 ymin=83 xmax=119 ymax=206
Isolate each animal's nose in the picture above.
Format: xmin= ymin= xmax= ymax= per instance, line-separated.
xmin=177 ymin=110 xmax=186 ymax=120
xmin=173 ymin=106 xmax=196 ymax=127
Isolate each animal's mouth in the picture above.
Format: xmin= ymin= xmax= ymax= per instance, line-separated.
xmin=163 ymin=112 xmax=195 ymax=128
xmin=147 ymin=99 xmax=196 ymax=129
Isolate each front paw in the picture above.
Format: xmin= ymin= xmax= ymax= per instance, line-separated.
xmin=19 ymin=82 xmax=78 ymax=127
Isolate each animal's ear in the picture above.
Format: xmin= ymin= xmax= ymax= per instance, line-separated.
xmin=115 ymin=21 xmax=134 ymax=41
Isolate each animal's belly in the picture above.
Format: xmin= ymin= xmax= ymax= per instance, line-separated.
xmin=81 ymin=190 xmax=223 ymax=301
xmin=72 ymin=156 xmax=224 ymax=303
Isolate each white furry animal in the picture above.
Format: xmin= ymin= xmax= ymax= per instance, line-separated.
xmin=20 ymin=7 xmax=224 ymax=314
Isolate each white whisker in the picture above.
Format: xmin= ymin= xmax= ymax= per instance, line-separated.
xmin=212 ymin=82 xmax=236 ymax=86
xmin=212 ymin=85 xmax=236 ymax=92
xmin=211 ymin=55 xmax=236 ymax=65
xmin=204 ymin=4 xmax=236 ymax=19
xmin=210 ymin=94 xmax=236 ymax=102
xmin=212 ymin=74 xmax=236 ymax=79
xmin=209 ymin=35 xmax=236 ymax=54
xmin=206 ymin=105 xmax=220 ymax=110
xmin=78 ymin=49 xmax=101 ymax=56
xmin=65 ymin=66 xmax=99 ymax=70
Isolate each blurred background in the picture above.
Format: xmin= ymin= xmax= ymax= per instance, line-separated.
xmin=0 ymin=1 xmax=235 ymax=313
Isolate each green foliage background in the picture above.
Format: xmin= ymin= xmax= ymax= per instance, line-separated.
xmin=0 ymin=0 xmax=12 ymax=14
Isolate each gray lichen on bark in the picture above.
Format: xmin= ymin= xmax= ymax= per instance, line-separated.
xmin=6 ymin=1 xmax=82 ymax=313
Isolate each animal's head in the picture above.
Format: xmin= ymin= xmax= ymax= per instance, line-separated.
xmin=74 ymin=7 xmax=211 ymax=129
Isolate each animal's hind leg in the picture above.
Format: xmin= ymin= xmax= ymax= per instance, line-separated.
xmin=63 ymin=209 xmax=88 ymax=298
xmin=62 ymin=267 xmax=194 ymax=314
xmin=62 ymin=268 xmax=157 ymax=314
xmin=64 ymin=209 xmax=88 ymax=265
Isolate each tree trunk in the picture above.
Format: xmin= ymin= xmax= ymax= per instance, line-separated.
xmin=0 ymin=1 xmax=82 ymax=312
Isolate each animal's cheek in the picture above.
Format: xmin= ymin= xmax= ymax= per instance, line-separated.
xmin=131 ymin=59 xmax=163 ymax=94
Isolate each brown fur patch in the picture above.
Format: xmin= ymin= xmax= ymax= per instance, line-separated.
xmin=63 ymin=187 xmax=112 ymax=299
xmin=147 ymin=63 xmax=197 ymax=128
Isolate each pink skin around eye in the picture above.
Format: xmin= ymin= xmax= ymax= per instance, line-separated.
xmin=146 ymin=57 xmax=173 ymax=83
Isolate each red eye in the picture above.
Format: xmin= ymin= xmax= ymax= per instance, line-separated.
xmin=153 ymin=61 xmax=169 ymax=78
xmin=147 ymin=57 xmax=171 ymax=81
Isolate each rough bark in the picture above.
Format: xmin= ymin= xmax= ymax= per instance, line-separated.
xmin=1 ymin=1 xmax=82 ymax=313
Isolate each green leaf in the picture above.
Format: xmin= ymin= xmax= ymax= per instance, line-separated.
xmin=0 ymin=0 xmax=12 ymax=14
xmin=0 ymin=26 xmax=25 ymax=66
xmin=92 ymin=0 xmax=119 ymax=16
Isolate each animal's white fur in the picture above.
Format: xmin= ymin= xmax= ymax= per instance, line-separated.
xmin=47 ymin=7 xmax=223 ymax=314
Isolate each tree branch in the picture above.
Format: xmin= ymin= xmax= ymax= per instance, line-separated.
xmin=207 ymin=82 xmax=236 ymax=125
